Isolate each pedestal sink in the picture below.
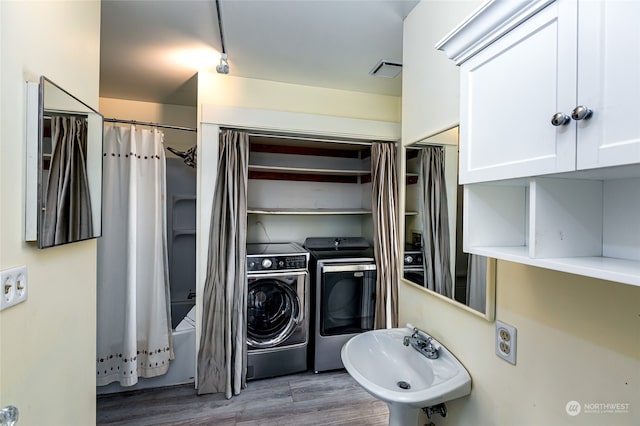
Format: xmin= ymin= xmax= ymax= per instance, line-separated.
xmin=341 ymin=325 xmax=471 ymax=426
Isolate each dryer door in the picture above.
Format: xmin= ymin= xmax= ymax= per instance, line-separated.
xmin=247 ymin=273 xmax=304 ymax=349
xmin=319 ymin=263 xmax=376 ymax=336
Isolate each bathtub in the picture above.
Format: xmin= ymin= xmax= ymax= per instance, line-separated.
xmin=97 ymin=325 xmax=196 ymax=395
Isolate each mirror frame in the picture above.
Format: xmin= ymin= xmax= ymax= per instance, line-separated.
xmin=399 ymin=125 xmax=496 ymax=321
xmin=25 ymin=76 xmax=104 ymax=248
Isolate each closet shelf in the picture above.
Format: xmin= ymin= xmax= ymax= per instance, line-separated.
xmin=248 ymin=164 xmax=370 ymax=176
xmin=247 ymin=207 xmax=372 ymax=215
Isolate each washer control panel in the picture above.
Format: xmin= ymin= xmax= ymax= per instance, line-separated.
xmin=247 ymin=255 xmax=308 ymax=272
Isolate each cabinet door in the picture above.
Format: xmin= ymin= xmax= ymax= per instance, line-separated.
xmin=576 ymin=0 xmax=640 ymax=169
xmin=459 ymin=1 xmax=578 ymax=184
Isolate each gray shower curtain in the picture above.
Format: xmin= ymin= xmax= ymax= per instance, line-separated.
xmin=418 ymin=146 xmax=453 ymax=297
xmin=371 ymin=143 xmax=399 ymax=329
xmin=466 ymin=254 xmax=487 ymax=312
xmin=42 ymin=115 xmax=93 ymax=246
xmin=197 ymin=129 xmax=249 ymax=398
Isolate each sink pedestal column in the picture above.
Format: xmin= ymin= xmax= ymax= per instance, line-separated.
xmin=387 ymin=402 xmax=420 ymax=426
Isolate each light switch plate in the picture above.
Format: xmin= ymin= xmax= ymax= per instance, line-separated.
xmin=496 ymin=320 xmax=517 ymax=365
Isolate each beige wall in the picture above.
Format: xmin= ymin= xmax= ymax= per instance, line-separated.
xmin=401 ymin=1 xmax=639 ymax=424
xmin=198 ymin=71 xmax=401 ymax=122
xmin=99 ymin=98 xmax=197 ymax=154
xmin=0 ymin=1 xmax=101 ymax=425
xmin=399 ymin=262 xmax=639 ymax=425
xmin=402 ymin=0 xmax=481 ymax=145
xmin=195 ymin=70 xmax=401 ymax=359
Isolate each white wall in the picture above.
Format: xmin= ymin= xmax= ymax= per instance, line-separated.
xmin=402 ymin=0 xmax=482 ymax=145
xmin=0 ymin=2 xmax=101 ymax=425
xmin=400 ymin=1 xmax=640 ymax=424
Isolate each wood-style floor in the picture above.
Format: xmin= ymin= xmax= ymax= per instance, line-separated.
xmin=96 ymin=370 xmax=389 ymax=426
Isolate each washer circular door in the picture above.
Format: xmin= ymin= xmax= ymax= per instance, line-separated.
xmin=247 ymin=277 xmax=301 ymax=349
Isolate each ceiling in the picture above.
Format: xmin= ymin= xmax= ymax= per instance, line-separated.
xmin=99 ymin=0 xmax=419 ymax=107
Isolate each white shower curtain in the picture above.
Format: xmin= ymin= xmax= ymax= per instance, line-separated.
xmin=97 ymin=124 xmax=173 ymax=387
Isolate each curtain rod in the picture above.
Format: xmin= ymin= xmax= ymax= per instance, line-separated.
xmin=104 ymin=118 xmax=196 ymax=133
xmin=406 ymin=144 xmax=446 ymax=150
xmin=247 ymin=132 xmax=375 ymax=146
xmin=220 ymin=129 xmax=395 ymax=146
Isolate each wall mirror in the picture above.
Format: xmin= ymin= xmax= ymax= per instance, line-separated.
xmin=26 ymin=76 xmax=103 ymax=248
xmin=401 ymin=126 xmax=495 ymax=320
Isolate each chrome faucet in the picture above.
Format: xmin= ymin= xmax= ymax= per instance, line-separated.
xmin=403 ymin=327 xmax=439 ymax=359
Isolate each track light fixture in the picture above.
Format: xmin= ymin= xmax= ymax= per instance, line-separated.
xmin=216 ymin=53 xmax=229 ymax=74
xmin=215 ymin=0 xmax=229 ymax=74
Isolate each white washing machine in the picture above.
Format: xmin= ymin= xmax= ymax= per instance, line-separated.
xmin=246 ymin=242 xmax=309 ymax=380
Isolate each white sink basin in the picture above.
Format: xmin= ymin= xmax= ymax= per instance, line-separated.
xmin=341 ymin=326 xmax=471 ymax=426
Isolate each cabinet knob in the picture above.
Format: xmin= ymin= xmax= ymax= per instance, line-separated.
xmin=551 ymin=112 xmax=571 ymax=126
xmin=571 ymin=105 xmax=593 ymax=121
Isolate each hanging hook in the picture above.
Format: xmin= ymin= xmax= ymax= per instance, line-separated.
xmin=166 ymin=146 xmax=197 ymax=168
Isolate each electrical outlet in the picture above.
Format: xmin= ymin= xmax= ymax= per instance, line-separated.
xmin=0 ymin=265 xmax=28 ymax=311
xmin=496 ymin=320 xmax=517 ymax=365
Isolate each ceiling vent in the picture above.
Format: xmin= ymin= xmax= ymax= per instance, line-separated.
xmin=369 ymin=60 xmax=402 ymax=78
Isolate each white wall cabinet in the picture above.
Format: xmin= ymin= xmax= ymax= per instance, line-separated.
xmin=463 ymin=177 xmax=640 ymax=285
xmin=441 ymin=0 xmax=640 ymax=184
xmin=575 ymin=0 xmax=640 ymax=170
xmin=458 ymin=1 xmax=576 ymax=183
xmin=438 ymin=0 xmax=640 ymax=286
